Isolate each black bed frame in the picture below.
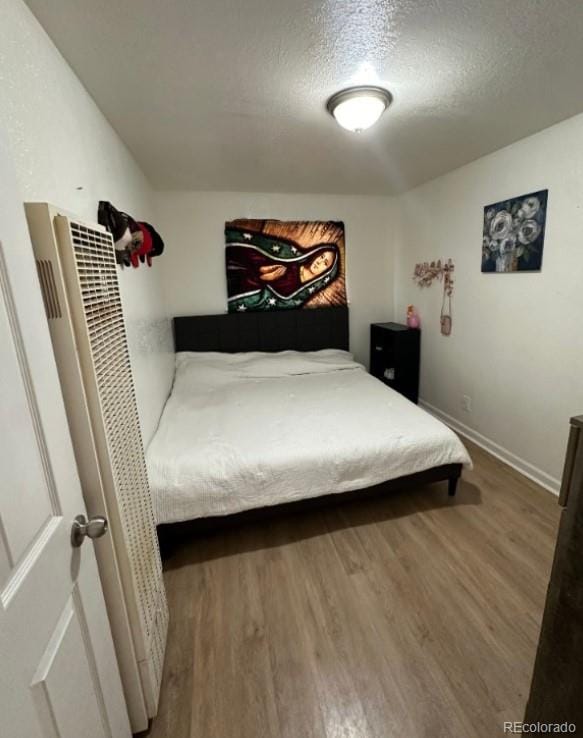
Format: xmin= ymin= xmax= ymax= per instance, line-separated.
xmin=167 ymin=307 xmax=461 ymax=531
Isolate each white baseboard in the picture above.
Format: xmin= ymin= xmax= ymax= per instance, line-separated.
xmin=419 ymin=399 xmax=561 ymax=496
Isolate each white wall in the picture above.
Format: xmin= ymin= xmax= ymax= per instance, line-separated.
xmin=0 ymin=0 xmax=173 ymax=444
xmin=154 ymin=191 xmax=394 ymax=367
xmin=394 ymin=112 xmax=583 ymax=490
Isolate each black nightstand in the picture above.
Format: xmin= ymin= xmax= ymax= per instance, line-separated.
xmin=370 ymin=322 xmax=420 ymax=403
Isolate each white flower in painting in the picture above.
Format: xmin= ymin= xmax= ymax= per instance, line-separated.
xmin=267 ymin=297 xmax=276 ymax=306
xmin=518 ymin=219 xmax=541 ymax=245
xmin=485 ymin=207 xmax=496 ymax=221
xmin=291 ymin=247 xmax=298 ymax=254
xmin=243 ymin=233 xmax=252 ymax=240
xmin=521 ymin=197 xmax=540 ymax=219
xmin=237 ymin=304 xmax=247 ymax=312
xmin=512 ymin=215 xmax=524 ymax=231
xmin=499 ymin=235 xmax=516 ymax=254
xmin=488 ymin=239 xmax=501 ymax=255
xmin=308 ymin=286 xmax=316 ymax=294
xmin=272 ymin=245 xmax=281 ymax=253
xmin=490 ymin=210 xmax=513 ymax=240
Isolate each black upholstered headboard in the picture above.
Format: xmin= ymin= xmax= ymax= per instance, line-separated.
xmin=173 ymin=306 xmax=349 ymax=353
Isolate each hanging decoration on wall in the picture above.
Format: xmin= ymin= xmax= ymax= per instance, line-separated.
xmin=225 ymin=220 xmax=346 ymax=312
xmin=482 ymin=190 xmax=548 ymax=273
xmin=98 ymin=201 xmax=165 ymax=268
xmin=413 ymin=259 xmax=455 ymax=336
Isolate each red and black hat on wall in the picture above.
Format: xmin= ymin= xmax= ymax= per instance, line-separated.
xmin=98 ymin=202 xmax=165 ymax=268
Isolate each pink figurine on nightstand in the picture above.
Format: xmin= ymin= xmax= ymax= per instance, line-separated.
xmin=406 ymin=305 xmax=420 ymax=329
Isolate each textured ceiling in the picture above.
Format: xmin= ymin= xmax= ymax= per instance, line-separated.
xmin=24 ymin=0 xmax=583 ymax=194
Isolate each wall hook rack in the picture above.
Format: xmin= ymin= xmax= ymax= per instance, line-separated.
xmin=412 ymin=259 xmax=455 ymax=336
xmin=412 ymin=258 xmax=455 ymax=294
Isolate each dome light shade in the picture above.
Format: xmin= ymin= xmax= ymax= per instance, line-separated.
xmin=326 ymin=86 xmax=392 ymax=132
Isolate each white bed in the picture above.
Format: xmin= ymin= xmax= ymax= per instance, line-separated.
xmin=147 ymin=350 xmax=471 ymax=525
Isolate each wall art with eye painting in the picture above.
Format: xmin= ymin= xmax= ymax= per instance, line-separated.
xmin=482 ymin=190 xmax=548 ymax=273
xmin=225 ymin=219 xmax=346 ymax=312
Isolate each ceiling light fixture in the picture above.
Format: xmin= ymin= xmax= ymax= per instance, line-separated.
xmin=326 ymin=86 xmax=392 ymax=133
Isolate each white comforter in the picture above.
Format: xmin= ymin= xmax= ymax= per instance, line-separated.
xmin=147 ymin=350 xmax=471 ymax=524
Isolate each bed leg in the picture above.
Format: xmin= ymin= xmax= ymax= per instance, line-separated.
xmin=448 ymin=475 xmax=459 ymax=497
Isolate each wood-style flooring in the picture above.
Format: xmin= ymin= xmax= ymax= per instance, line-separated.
xmin=145 ymin=440 xmax=560 ymax=738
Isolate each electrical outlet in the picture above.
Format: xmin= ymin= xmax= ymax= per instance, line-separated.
xmin=462 ymin=395 xmax=472 ymax=413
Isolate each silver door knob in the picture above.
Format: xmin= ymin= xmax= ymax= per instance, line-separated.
xmin=71 ymin=514 xmax=108 ymax=548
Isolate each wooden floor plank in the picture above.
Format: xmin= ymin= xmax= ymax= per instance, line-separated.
xmin=146 ymin=440 xmax=559 ymax=738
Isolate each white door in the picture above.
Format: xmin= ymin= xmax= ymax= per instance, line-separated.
xmin=0 ymin=137 xmax=131 ymax=738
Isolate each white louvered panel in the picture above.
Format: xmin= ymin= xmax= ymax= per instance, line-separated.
xmin=26 ymin=204 xmax=162 ymax=731
xmin=53 ymin=214 xmax=168 ymax=715
xmin=36 ymin=259 xmax=62 ymax=319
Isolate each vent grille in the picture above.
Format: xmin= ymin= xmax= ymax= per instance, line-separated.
xmin=66 ymin=219 xmax=167 ymax=696
xmin=36 ymin=259 xmax=61 ymax=319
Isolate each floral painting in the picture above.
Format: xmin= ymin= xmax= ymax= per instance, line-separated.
xmin=225 ymin=220 xmax=346 ymax=312
xmin=482 ymin=190 xmax=548 ymax=273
